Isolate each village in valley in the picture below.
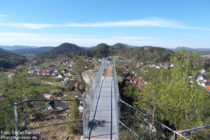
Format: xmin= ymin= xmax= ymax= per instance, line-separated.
xmin=26 ymin=58 xmax=100 ymax=111
xmin=117 ymin=59 xmax=210 ymax=93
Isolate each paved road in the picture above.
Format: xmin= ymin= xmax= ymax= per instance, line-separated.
xmin=88 ymin=76 xmax=118 ymax=140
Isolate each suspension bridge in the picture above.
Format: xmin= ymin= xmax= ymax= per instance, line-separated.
xmin=82 ymin=58 xmax=119 ymax=140
xmin=0 ymin=58 xmax=209 ymax=140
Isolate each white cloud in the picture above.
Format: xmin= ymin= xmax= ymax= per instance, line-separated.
xmin=0 ymin=18 xmax=209 ymax=31
xmin=65 ymin=18 xmax=175 ymax=27
xmin=0 ymin=22 xmax=56 ymax=29
xmin=65 ymin=18 xmax=210 ymax=31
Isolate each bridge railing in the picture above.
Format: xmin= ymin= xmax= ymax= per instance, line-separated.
xmin=83 ymin=58 xmax=107 ymax=138
xmin=0 ymin=99 xmax=82 ymax=140
xmin=119 ymin=99 xmax=210 ymax=140
xmin=112 ymin=58 xmax=120 ymax=138
xmin=175 ymin=125 xmax=210 ymax=140
xmin=119 ymin=100 xmax=189 ymax=140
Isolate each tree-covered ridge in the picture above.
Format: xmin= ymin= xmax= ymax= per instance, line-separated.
xmin=38 ymin=42 xmax=173 ymax=63
xmin=38 ymin=43 xmax=85 ymax=59
xmin=119 ymin=45 xmax=173 ymax=62
xmin=86 ymin=43 xmax=174 ymax=62
xmin=0 ymin=48 xmax=27 ymax=69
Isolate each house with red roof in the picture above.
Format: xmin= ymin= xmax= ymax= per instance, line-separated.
xmin=205 ymin=86 xmax=210 ymax=92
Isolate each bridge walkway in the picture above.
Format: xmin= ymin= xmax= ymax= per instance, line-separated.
xmin=87 ymin=67 xmax=118 ymax=140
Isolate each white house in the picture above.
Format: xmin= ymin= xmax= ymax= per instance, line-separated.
xmin=196 ymin=76 xmax=206 ymax=87
xmin=200 ymin=69 xmax=206 ymax=74
xmin=58 ymin=74 xmax=63 ymax=78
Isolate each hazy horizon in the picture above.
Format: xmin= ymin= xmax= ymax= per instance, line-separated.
xmin=1 ymin=43 xmax=210 ymax=50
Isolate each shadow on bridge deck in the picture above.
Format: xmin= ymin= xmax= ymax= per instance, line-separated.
xmin=87 ymin=76 xmax=118 ymax=140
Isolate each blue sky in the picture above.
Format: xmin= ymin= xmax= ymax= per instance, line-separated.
xmin=0 ymin=0 xmax=210 ymax=48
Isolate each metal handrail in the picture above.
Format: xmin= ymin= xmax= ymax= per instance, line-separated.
xmin=0 ymin=99 xmax=80 ymax=110
xmin=176 ymin=125 xmax=210 ymax=133
xmin=119 ymin=99 xmax=190 ymax=140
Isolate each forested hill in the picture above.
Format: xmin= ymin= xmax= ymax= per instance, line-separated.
xmin=38 ymin=43 xmax=84 ymax=59
xmin=38 ymin=42 xmax=173 ymax=62
xmin=125 ymin=45 xmax=173 ymax=62
xmin=0 ymin=48 xmax=27 ymax=69
xmin=87 ymin=43 xmax=173 ymax=62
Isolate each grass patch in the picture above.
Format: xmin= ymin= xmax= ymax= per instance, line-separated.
xmin=0 ymin=73 xmax=7 ymax=81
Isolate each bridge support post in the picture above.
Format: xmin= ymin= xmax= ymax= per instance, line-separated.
xmin=14 ymin=103 xmax=19 ymax=140
xmin=174 ymin=133 xmax=178 ymax=140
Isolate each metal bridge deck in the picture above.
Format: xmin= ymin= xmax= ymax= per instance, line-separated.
xmin=88 ymin=76 xmax=118 ymax=140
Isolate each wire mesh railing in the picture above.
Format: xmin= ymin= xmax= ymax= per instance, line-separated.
xmin=0 ymin=99 xmax=82 ymax=140
xmin=83 ymin=58 xmax=108 ymax=138
xmin=119 ymin=100 xmax=186 ymax=140
xmin=112 ymin=58 xmax=120 ymax=138
xmin=119 ymin=99 xmax=210 ymax=140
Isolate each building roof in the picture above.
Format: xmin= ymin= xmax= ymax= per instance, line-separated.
xmin=205 ymin=86 xmax=210 ymax=91
xmin=0 ymin=97 xmax=6 ymax=102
